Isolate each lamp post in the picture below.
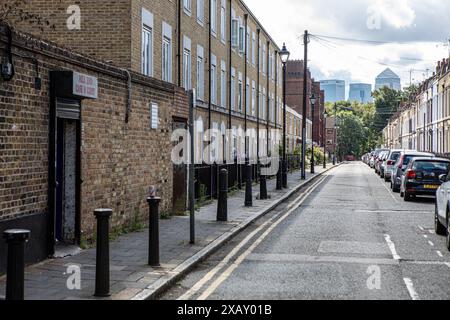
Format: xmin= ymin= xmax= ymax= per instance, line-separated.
xmin=279 ymin=43 xmax=290 ymax=188
xmin=323 ymin=113 xmax=327 ymax=169
xmin=310 ymin=93 xmax=316 ymax=174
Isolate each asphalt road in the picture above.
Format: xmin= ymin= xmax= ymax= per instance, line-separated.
xmin=161 ymin=163 xmax=450 ymax=300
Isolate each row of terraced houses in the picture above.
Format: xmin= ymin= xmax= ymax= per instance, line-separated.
xmin=383 ymin=57 xmax=450 ymax=155
xmin=0 ymin=0 xmax=324 ymax=270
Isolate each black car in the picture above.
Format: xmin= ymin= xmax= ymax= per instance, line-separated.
xmin=400 ymin=158 xmax=450 ymax=201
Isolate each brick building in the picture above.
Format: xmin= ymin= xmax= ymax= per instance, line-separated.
xmin=0 ymin=1 xmax=308 ymax=268
xmin=285 ymin=60 xmax=325 ymax=146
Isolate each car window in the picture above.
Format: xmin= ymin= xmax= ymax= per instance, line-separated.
xmin=390 ymin=152 xmax=400 ymax=161
xmin=413 ymin=161 xmax=450 ymax=171
xmin=404 ymin=155 xmax=432 ymax=167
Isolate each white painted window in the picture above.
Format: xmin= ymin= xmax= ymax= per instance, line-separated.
xmin=221 ymin=60 xmax=226 ymax=108
xmin=246 ymin=77 xmax=250 ymax=114
xmin=251 ymin=32 xmax=256 ymax=66
xmin=220 ymin=0 xmax=226 ymax=43
xmin=268 ymin=49 xmax=272 ymax=78
xmin=162 ymin=22 xmax=172 ymax=83
xmin=238 ymin=72 xmax=243 ymax=112
xmin=252 ymin=81 xmax=256 ymax=116
xmin=211 ymin=0 xmax=217 ymax=35
xmin=197 ymin=0 xmax=204 ymax=25
xmin=259 ymin=85 xmax=263 ymax=118
xmin=231 ymin=10 xmax=238 ymax=48
xmin=183 ymin=36 xmax=192 ymax=90
xmin=262 ymin=88 xmax=266 ymax=120
xmin=184 ymin=0 xmax=192 ymax=14
xmin=246 ymin=27 xmax=250 ymax=61
xmin=211 ymin=54 xmax=217 ymax=104
xmin=196 ymin=45 xmax=204 ymax=100
xmin=238 ymin=18 xmax=245 ymax=54
xmin=142 ymin=9 xmax=154 ymax=77
xmin=231 ymin=67 xmax=236 ymax=110
xmin=262 ymin=44 xmax=266 ymax=75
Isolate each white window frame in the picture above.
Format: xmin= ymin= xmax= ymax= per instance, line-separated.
xmin=246 ymin=27 xmax=250 ymax=62
xmin=197 ymin=0 xmax=204 ymax=25
xmin=231 ymin=10 xmax=238 ymax=49
xmin=238 ymin=72 xmax=243 ymax=112
xmin=251 ymin=32 xmax=256 ymax=66
xmin=162 ymin=22 xmax=172 ymax=83
xmin=211 ymin=0 xmax=217 ymax=36
xmin=211 ymin=54 xmax=217 ymax=104
xmin=196 ymin=45 xmax=204 ymax=100
xmin=246 ymin=77 xmax=250 ymax=115
xmin=142 ymin=9 xmax=154 ymax=77
xmin=262 ymin=44 xmax=266 ymax=75
xmin=183 ymin=36 xmax=192 ymax=90
xmin=252 ymin=81 xmax=256 ymax=116
xmin=231 ymin=67 xmax=236 ymax=110
xmin=184 ymin=0 xmax=192 ymax=15
xmin=238 ymin=18 xmax=245 ymax=54
xmin=220 ymin=0 xmax=226 ymax=43
xmin=221 ymin=60 xmax=226 ymax=108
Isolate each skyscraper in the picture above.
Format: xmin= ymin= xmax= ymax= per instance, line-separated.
xmin=349 ymin=83 xmax=373 ymax=103
xmin=375 ymin=68 xmax=401 ymax=91
xmin=319 ymin=80 xmax=346 ymax=103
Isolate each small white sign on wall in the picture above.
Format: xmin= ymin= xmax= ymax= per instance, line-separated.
xmin=151 ymin=103 xmax=159 ymax=129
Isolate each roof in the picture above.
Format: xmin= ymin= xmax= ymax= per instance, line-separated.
xmin=376 ymin=68 xmax=400 ymax=80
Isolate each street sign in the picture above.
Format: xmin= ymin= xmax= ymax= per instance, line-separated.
xmin=73 ymin=71 xmax=98 ymax=99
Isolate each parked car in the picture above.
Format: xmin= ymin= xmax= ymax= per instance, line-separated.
xmin=375 ymin=150 xmax=389 ymax=175
xmin=434 ymin=170 xmax=450 ymax=250
xmin=400 ymin=158 xmax=450 ymax=201
xmin=379 ymin=151 xmax=390 ymax=177
xmin=383 ymin=149 xmax=404 ymax=182
xmin=390 ymin=151 xmax=435 ymax=193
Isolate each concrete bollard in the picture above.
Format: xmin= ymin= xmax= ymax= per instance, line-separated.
xmin=147 ymin=197 xmax=161 ymax=267
xmin=245 ymin=164 xmax=253 ymax=207
xmin=4 ymin=229 xmax=30 ymax=300
xmin=217 ymin=169 xmax=228 ymax=222
xmin=94 ymin=208 xmax=112 ymax=297
xmin=276 ymin=158 xmax=283 ymax=191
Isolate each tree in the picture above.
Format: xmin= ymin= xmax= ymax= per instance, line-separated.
xmin=372 ymin=87 xmax=402 ymax=133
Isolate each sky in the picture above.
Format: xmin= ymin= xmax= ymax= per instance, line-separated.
xmin=244 ymin=0 xmax=450 ymax=97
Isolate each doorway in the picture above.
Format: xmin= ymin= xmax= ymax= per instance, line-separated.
xmin=172 ymin=119 xmax=188 ymax=215
xmin=55 ymin=98 xmax=81 ymax=246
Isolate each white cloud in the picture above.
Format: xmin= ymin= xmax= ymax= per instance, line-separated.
xmin=375 ymin=0 xmax=416 ymax=28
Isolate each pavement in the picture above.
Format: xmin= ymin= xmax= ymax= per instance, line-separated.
xmin=161 ymin=162 xmax=450 ymax=300
xmin=0 ymin=165 xmax=333 ymax=300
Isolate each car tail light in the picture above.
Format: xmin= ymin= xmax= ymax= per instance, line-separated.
xmin=406 ymin=170 xmax=416 ymax=179
xmin=387 ymin=160 xmax=394 ymax=165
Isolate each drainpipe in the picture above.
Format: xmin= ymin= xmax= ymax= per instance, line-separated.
xmin=228 ymin=0 xmax=232 ymax=131
xmin=266 ymin=40 xmax=270 ymax=160
xmin=244 ymin=14 xmax=248 ymax=164
xmin=177 ymin=0 xmax=182 ymax=87
xmin=256 ymin=29 xmax=260 ymax=172
xmin=123 ymin=69 xmax=132 ymax=123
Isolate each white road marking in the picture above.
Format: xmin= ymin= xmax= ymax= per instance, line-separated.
xmin=178 ymin=174 xmax=328 ymax=301
xmin=428 ymin=241 xmax=435 ymax=247
xmin=428 ymin=230 xmax=436 ymax=235
xmin=384 ymin=234 xmax=401 ymax=260
xmin=194 ymin=176 xmax=329 ymax=301
xmin=403 ymin=278 xmax=420 ymax=300
xmin=437 ymin=251 xmax=443 ymax=258
xmin=423 ymin=235 xmax=428 ymax=239
xmin=445 ymin=263 xmax=450 ymax=269
xmin=418 ymin=226 xmax=425 ymax=231
xmin=378 ymin=179 xmax=399 ymax=203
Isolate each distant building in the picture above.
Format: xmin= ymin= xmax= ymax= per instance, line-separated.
xmin=320 ymin=80 xmax=345 ymax=103
xmin=375 ymin=68 xmax=401 ymax=91
xmin=349 ymin=83 xmax=373 ymax=103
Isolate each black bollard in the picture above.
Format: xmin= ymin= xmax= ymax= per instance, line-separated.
xmin=245 ymin=164 xmax=253 ymax=207
xmin=260 ymin=173 xmax=268 ymax=200
xmin=147 ymin=197 xmax=161 ymax=266
xmin=282 ymin=159 xmax=288 ymax=189
xmin=94 ymin=208 xmax=112 ymax=297
xmin=276 ymin=158 xmax=283 ymax=190
xmin=217 ymin=169 xmax=228 ymax=222
xmin=4 ymin=229 xmax=30 ymax=301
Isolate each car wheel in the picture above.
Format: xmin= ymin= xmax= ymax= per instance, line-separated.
xmin=384 ymin=176 xmax=390 ymax=182
xmin=435 ymin=203 xmax=446 ymax=236
xmin=404 ymin=190 xmax=411 ymax=202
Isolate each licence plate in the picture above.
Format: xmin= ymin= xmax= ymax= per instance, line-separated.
xmin=424 ymin=185 xmax=439 ymax=189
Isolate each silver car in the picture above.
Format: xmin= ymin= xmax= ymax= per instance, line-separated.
xmin=384 ymin=149 xmax=405 ymax=182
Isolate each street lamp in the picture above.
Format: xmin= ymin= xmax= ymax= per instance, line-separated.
xmin=279 ymin=43 xmax=290 ymax=188
xmin=323 ymin=113 xmax=327 ymax=169
xmin=310 ymin=93 xmax=316 ymax=174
